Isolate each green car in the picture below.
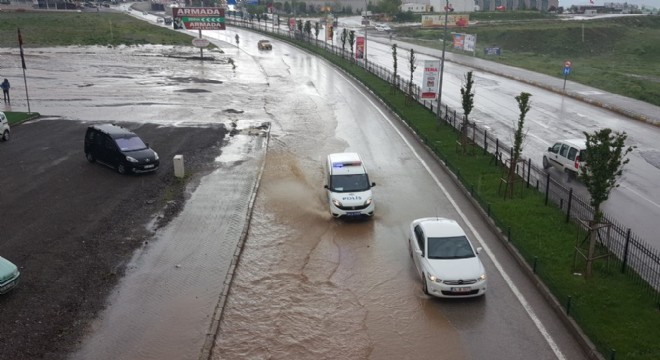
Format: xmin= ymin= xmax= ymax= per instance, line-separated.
xmin=0 ymin=256 xmax=20 ymax=294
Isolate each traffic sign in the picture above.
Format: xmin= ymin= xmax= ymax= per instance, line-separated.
xmin=564 ymin=60 xmax=572 ymax=68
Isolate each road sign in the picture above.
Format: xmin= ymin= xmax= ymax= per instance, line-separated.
xmin=564 ymin=60 xmax=572 ymax=68
xmin=563 ymin=67 xmax=571 ymax=76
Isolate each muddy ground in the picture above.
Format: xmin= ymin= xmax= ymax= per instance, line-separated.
xmin=0 ymin=119 xmax=227 ymax=360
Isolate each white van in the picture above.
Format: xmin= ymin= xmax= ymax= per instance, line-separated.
xmin=543 ymin=139 xmax=587 ymax=178
xmin=324 ymin=153 xmax=375 ymax=218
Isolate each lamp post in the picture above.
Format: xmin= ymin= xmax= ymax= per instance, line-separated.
xmin=437 ymin=0 xmax=450 ymax=121
xmin=364 ymin=0 xmax=368 ymax=68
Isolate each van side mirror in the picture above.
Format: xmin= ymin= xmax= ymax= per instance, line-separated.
xmin=371 ymin=182 xmax=376 ymax=187
xmin=547 ymin=147 xmax=552 ymax=152
xmin=324 ymin=185 xmax=329 ymax=189
xmin=476 ymin=247 xmax=482 ymax=254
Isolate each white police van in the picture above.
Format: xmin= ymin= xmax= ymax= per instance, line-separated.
xmin=324 ymin=153 xmax=375 ymax=218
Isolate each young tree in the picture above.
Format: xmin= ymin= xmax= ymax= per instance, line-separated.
xmin=391 ymin=43 xmax=398 ymax=92
xmin=407 ymin=48 xmax=417 ymax=103
xmin=505 ymin=92 xmax=531 ymax=199
xmin=579 ymin=128 xmax=634 ymax=277
xmin=581 ymin=129 xmax=635 ymax=223
xmin=297 ymin=19 xmax=303 ymax=33
xmin=460 ymin=71 xmax=475 ymax=154
xmin=314 ymin=22 xmax=320 ymax=40
xmin=348 ymin=30 xmax=356 ymax=59
xmin=340 ymin=28 xmax=348 ymax=54
xmin=304 ymin=20 xmax=312 ymax=38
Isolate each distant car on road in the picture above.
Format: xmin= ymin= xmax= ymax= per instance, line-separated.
xmin=408 ymin=217 xmax=487 ymax=298
xmin=84 ymin=124 xmax=160 ymax=174
xmin=374 ymin=24 xmax=391 ymax=32
xmin=0 ymin=111 xmax=10 ymax=141
xmin=257 ymin=40 xmax=272 ymax=50
xmin=0 ymin=256 xmax=20 ymax=294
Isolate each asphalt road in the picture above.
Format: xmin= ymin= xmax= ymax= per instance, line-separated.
xmin=0 ymin=119 xmax=227 ymax=359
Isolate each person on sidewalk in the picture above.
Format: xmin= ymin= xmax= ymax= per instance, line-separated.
xmin=1 ymin=79 xmax=9 ymax=104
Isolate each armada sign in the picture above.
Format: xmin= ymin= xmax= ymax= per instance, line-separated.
xmin=173 ymin=8 xmax=222 ymax=17
xmin=173 ymin=7 xmax=225 ymax=30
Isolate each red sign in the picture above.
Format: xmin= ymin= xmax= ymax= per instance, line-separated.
xmin=564 ymin=60 xmax=572 ymax=68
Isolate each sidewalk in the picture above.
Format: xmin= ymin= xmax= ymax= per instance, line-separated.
xmin=379 ymin=36 xmax=660 ymax=127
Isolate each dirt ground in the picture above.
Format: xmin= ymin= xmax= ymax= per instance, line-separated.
xmin=0 ymin=119 xmax=227 ymax=360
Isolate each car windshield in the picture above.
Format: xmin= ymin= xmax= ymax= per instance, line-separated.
xmin=330 ymin=174 xmax=370 ymax=192
xmin=115 ymin=136 xmax=147 ymax=152
xmin=427 ymin=236 xmax=475 ymax=259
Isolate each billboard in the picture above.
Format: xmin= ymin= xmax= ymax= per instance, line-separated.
xmin=356 ymin=36 xmax=365 ymax=59
xmin=452 ymin=33 xmax=477 ymax=53
xmin=421 ymin=14 xmax=469 ymax=28
xmin=173 ymin=7 xmax=225 ymax=30
xmin=421 ymin=60 xmax=440 ymax=100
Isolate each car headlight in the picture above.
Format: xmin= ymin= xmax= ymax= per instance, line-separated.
xmin=364 ymin=197 xmax=372 ymax=206
xmin=427 ymin=273 xmax=441 ymax=283
xmin=332 ymin=199 xmax=342 ymax=207
xmin=153 ymin=152 xmax=159 ymax=161
xmin=126 ymin=156 xmax=138 ymax=163
xmin=479 ymin=274 xmax=486 ymax=281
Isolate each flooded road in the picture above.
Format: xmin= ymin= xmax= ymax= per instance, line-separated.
xmin=3 ymin=23 xmax=587 ymax=360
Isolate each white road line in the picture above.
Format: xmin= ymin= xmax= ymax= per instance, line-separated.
xmin=338 ymin=71 xmax=567 ymax=360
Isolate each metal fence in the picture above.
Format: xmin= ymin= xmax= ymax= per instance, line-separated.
xmin=229 ymin=19 xmax=660 ymax=300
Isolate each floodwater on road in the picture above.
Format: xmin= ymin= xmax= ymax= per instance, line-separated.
xmin=3 ymin=32 xmax=586 ymax=360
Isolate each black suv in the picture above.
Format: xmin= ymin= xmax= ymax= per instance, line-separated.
xmin=84 ymin=124 xmax=159 ymax=174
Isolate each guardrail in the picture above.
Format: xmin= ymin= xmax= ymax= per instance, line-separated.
xmin=228 ymin=18 xmax=660 ymax=301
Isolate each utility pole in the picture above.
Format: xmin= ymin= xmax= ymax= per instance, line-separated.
xmin=437 ymin=0 xmax=449 ymax=122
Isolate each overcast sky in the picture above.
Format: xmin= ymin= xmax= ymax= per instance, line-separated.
xmin=559 ymin=0 xmax=659 ymax=7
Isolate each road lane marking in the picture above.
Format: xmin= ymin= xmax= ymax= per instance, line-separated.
xmin=338 ymin=72 xmax=567 ymax=360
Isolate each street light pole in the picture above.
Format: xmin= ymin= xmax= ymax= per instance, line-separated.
xmin=364 ymin=0 xmax=368 ymax=68
xmin=437 ymin=0 xmax=450 ymax=121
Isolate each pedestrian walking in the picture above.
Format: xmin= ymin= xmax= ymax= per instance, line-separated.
xmin=1 ymin=79 xmax=9 ymax=104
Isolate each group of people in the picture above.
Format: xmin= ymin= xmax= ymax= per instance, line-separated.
xmin=1 ymin=78 xmax=9 ymax=104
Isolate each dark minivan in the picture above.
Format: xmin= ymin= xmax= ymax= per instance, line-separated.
xmin=84 ymin=124 xmax=159 ymax=174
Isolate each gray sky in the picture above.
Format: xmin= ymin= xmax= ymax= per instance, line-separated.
xmin=559 ymin=0 xmax=659 ymax=7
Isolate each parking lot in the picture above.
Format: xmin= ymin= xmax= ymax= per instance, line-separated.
xmin=0 ymin=119 xmax=227 ymax=359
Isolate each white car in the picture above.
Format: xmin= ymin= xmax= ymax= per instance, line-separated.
xmin=374 ymin=24 xmax=392 ymax=32
xmin=0 ymin=111 xmax=10 ymax=141
xmin=408 ymin=218 xmax=487 ymax=298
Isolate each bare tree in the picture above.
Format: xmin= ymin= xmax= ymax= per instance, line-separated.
xmin=407 ymin=48 xmax=417 ymax=104
xmin=504 ymin=92 xmax=531 ymax=199
xmin=460 ymin=71 xmax=475 ymax=154
xmin=391 ymin=43 xmax=398 ymax=93
xmin=348 ymin=30 xmax=355 ymax=59
xmin=340 ymin=28 xmax=348 ymax=55
xmin=314 ymin=22 xmax=320 ymax=41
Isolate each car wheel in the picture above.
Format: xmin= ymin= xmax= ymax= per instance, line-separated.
xmin=1 ymin=130 xmax=8 ymax=141
xmin=564 ymin=168 xmax=574 ymax=182
xmin=117 ymin=163 xmax=127 ymax=174
xmin=542 ymin=156 xmax=550 ymax=169
xmin=422 ymin=275 xmax=429 ymax=295
xmin=85 ymin=152 xmax=95 ymax=163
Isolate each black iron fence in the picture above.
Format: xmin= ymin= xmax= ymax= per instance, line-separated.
xmin=229 ymin=19 xmax=660 ymax=300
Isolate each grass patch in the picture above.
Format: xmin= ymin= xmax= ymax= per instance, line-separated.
xmin=4 ymin=111 xmax=40 ymax=125
xmin=0 ymin=12 xmax=196 ymax=47
xmin=395 ymin=16 xmax=660 ymax=107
